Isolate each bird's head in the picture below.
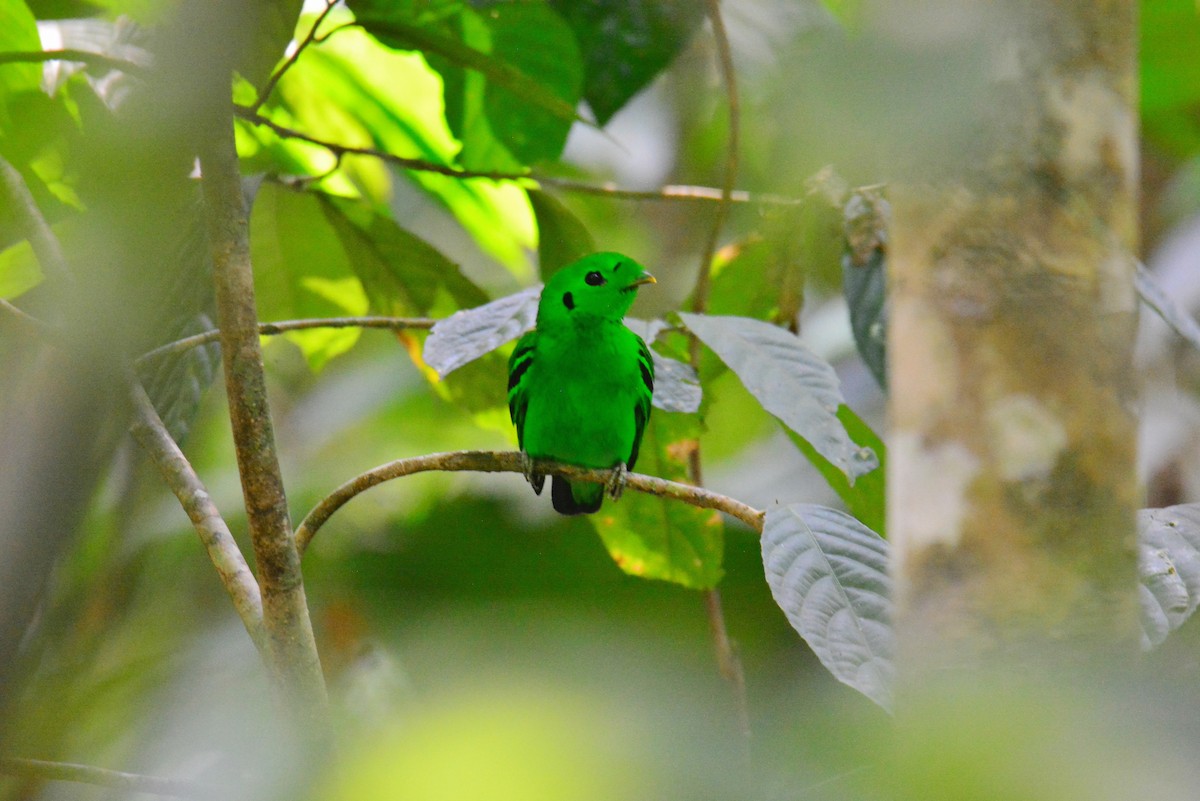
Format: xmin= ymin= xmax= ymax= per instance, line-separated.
xmin=537 ymin=252 xmax=656 ymax=325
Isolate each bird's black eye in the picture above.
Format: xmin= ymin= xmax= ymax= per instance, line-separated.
xmin=585 ymin=270 xmax=606 ymax=286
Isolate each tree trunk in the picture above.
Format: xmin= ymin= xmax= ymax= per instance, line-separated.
xmin=887 ymin=0 xmax=1140 ymax=675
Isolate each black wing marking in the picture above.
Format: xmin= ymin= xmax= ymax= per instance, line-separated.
xmin=507 ymin=331 xmax=537 ymax=449
xmin=628 ymin=336 xmax=655 ymax=470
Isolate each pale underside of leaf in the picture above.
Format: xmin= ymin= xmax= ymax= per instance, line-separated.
xmin=762 ymin=503 xmax=894 ymax=710
xmin=1138 ymin=503 xmax=1200 ymax=649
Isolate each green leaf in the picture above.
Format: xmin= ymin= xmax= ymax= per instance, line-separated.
xmin=250 ymin=182 xmax=367 ymax=370
xmin=528 ymin=188 xmax=594 ymax=281
xmin=1142 ymin=0 xmax=1200 ymax=156
xmin=678 ymin=312 xmax=879 ymax=482
xmin=0 ymin=0 xmax=42 ymax=133
xmin=762 ymin=503 xmax=893 ymax=710
xmin=1138 ymin=503 xmax=1200 ymax=650
xmin=549 ymin=0 xmax=705 ymax=125
xmin=318 ymin=193 xmax=487 ymax=318
xmin=0 ymin=236 xmax=42 ymax=299
xmin=592 ymin=412 xmax=724 ymax=588
xmin=783 ymin=406 xmax=886 ymax=536
xmin=247 ymin=22 xmax=536 ymax=271
xmin=137 ymin=312 xmax=221 ymax=444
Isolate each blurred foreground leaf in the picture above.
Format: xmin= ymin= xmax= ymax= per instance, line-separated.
xmin=1138 ymin=503 xmax=1200 ymax=649
xmin=528 ymin=188 xmax=594 ymax=280
xmin=762 ymin=503 xmax=893 ymax=709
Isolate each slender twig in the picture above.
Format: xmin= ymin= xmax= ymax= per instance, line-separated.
xmin=294 ymin=450 xmax=765 ymax=555
xmin=126 ymin=380 xmax=267 ymax=654
xmin=0 ymin=49 xmax=148 ymax=78
xmin=232 ymin=108 xmax=800 ymax=205
xmin=0 ymin=154 xmax=71 ymax=285
xmin=135 ymin=315 xmax=436 ymax=366
xmin=692 ymin=0 xmax=752 ymax=748
xmin=199 ymin=103 xmax=330 ymax=733
xmin=0 ymin=298 xmax=53 ymax=338
xmin=251 ymin=0 xmax=340 ymax=114
xmin=0 ymin=757 xmax=226 ymax=799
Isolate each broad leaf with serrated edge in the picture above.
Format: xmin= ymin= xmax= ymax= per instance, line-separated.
xmin=1139 ymin=503 xmax=1200 ymax=650
xmin=593 ymin=412 xmax=723 ymax=588
xmin=762 ymin=504 xmax=893 ymax=709
xmin=678 ymin=312 xmax=878 ymax=482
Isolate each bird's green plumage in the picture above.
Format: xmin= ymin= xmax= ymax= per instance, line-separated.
xmin=507 ymin=252 xmax=655 ymax=514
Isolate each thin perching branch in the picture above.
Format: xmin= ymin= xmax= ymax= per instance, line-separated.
xmin=199 ymin=102 xmax=329 ymax=731
xmin=0 ymin=757 xmax=227 ymax=799
xmin=295 ymin=450 xmax=764 ymax=555
xmin=692 ymin=0 xmax=752 ymax=748
xmin=0 ymin=49 xmax=148 ymax=78
xmin=250 ymin=0 xmax=340 ymax=113
xmin=135 ymin=315 xmax=436 ymax=366
xmin=126 ymin=380 xmax=267 ymax=654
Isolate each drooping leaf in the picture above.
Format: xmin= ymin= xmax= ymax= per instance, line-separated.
xmin=137 ymin=312 xmax=221 ymax=443
xmin=783 ymin=406 xmax=886 ymax=535
xmin=842 ymin=187 xmax=889 ymax=389
xmin=1138 ymin=503 xmax=1200 ymax=650
xmin=249 ymin=182 xmax=367 ymax=370
xmin=1136 ymin=261 xmax=1200 ymax=353
xmin=549 ymin=0 xmax=705 ymax=125
xmin=528 ymin=188 xmax=594 ymax=281
xmin=678 ymin=312 xmax=878 ymax=482
xmin=592 ymin=412 xmax=723 ymax=588
xmin=422 ymin=285 xmax=541 ymax=377
xmin=318 ymin=193 xmax=487 ymax=318
xmin=762 ymin=503 xmax=893 ymax=710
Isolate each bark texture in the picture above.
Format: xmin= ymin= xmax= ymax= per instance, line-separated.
xmin=888 ymin=0 xmax=1140 ymax=671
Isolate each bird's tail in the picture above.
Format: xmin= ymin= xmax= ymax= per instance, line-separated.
xmin=551 ymin=476 xmax=603 ymax=515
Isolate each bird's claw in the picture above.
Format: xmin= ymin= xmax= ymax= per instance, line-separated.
xmin=605 ymin=463 xmax=628 ymax=501
xmin=519 ymin=452 xmax=545 ymax=495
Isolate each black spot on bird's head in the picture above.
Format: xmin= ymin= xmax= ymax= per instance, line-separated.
xmin=585 ymin=270 xmax=606 ymax=287
xmin=562 ymin=291 xmax=575 ymax=310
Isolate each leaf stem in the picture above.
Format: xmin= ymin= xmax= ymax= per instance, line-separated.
xmin=294 ymin=450 xmax=764 ymax=555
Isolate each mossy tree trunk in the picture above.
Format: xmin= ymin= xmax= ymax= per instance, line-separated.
xmin=887 ymin=0 xmax=1140 ymax=675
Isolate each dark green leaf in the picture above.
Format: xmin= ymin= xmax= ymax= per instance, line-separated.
xmin=138 ymin=313 xmax=221 ymax=444
xmin=549 ymin=0 xmax=705 ymax=125
xmin=843 ymin=187 xmax=888 ymax=389
xmin=1138 ymin=503 xmax=1200 ymax=650
xmin=319 ymin=194 xmax=487 ymax=318
xmin=528 ymin=188 xmax=594 ymax=280
xmin=0 ymin=0 xmax=42 ymax=133
xmin=678 ymin=312 xmax=879 ymax=482
xmin=592 ymin=412 xmax=724 ymax=588
xmin=239 ymin=0 xmax=304 ymax=87
xmin=762 ymin=503 xmax=893 ymax=710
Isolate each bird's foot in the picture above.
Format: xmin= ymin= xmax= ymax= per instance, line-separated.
xmin=519 ymin=452 xmax=545 ymax=495
xmin=605 ymin=463 xmax=628 ymax=501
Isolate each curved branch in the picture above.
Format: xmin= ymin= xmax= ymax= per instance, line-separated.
xmin=295 ymin=450 xmax=765 ymax=554
xmin=0 ymin=757 xmax=225 ymax=799
xmin=0 ymin=154 xmax=71 ymax=286
xmin=135 ymin=315 xmax=435 ymax=365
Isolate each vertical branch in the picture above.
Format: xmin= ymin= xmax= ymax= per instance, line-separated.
xmin=198 ymin=103 xmax=330 ymax=734
xmin=0 ymin=156 xmax=71 ymax=286
xmin=692 ymin=0 xmax=751 ymax=746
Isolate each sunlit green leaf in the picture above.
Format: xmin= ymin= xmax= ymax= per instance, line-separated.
xmin=528 ymin=188 xmax=594 ymax=280
xmin=0 ymin=237 xmax=42 ymax=299
xmin=250 ymin=182 xmax=367 ymax=370
xmin=1142 ymin=0 xmax=1200 ymax=156
xmin=549 ymin=0 xmax=704 ymax=125
xmin=0 ymin=0 xmax=42 ymax=133
xmin=592 ymin=412 xmax=724 ymax=588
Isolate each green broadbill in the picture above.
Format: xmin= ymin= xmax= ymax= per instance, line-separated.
xmin=507 ymin=252 xmax=656 ymax=515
